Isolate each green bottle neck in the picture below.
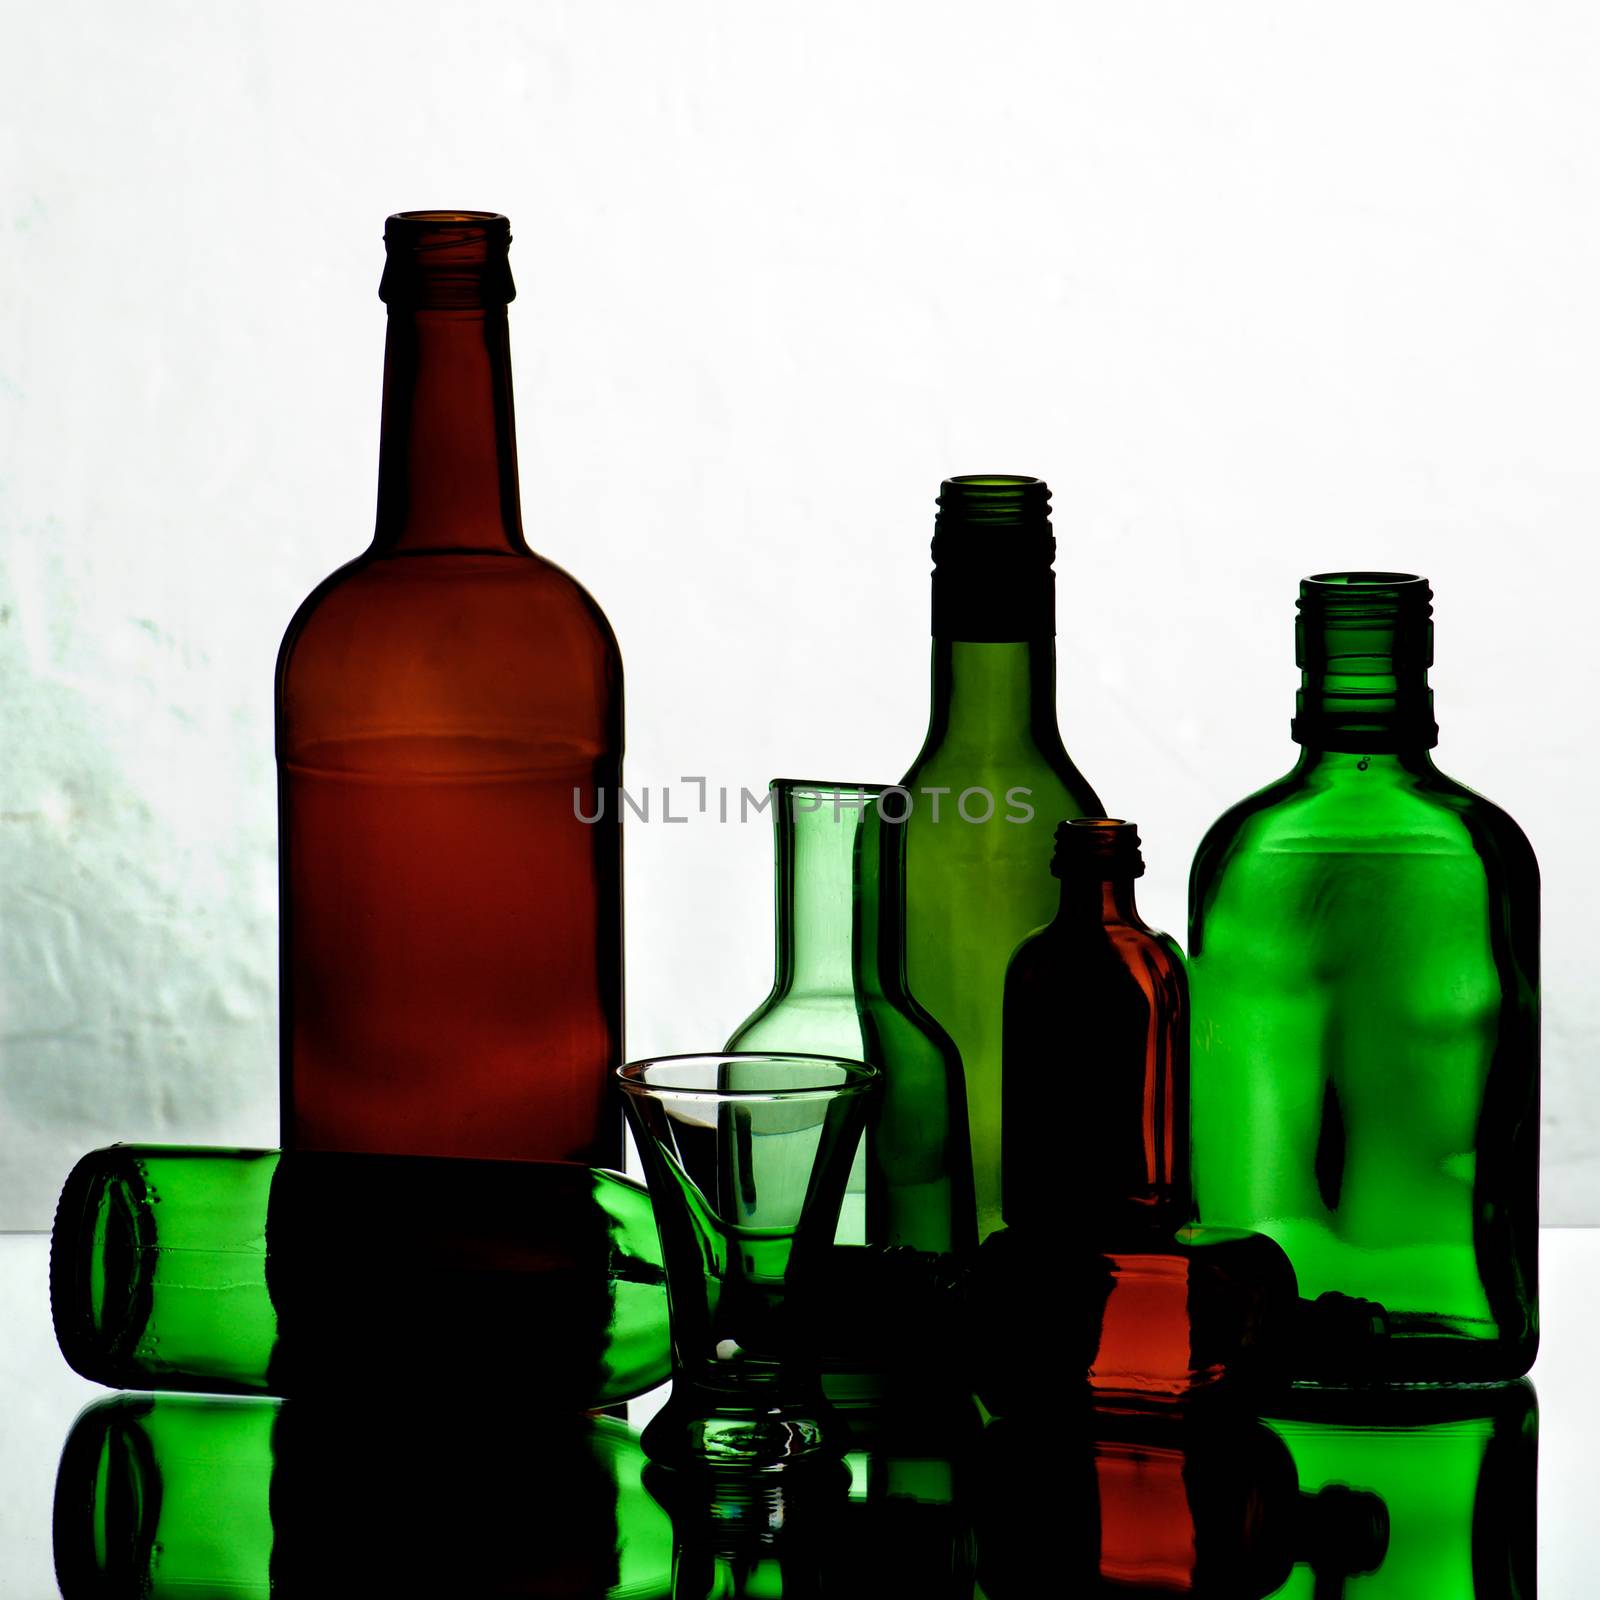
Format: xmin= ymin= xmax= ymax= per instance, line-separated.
xmin=922 ymin=639 xmax=1061 ymax=759
xmin=1291 ymin=572 xmax=1438 ymax=751
xmin=770 ymin=782 xmax=907 ymax=1003
xmin=774 ymin=784 xmax=867 ymax=998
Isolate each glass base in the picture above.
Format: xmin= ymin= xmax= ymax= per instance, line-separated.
xmin=641 ymin=1387 xmax=843 ymax=1473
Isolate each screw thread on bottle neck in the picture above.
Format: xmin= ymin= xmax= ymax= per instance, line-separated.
xmin=930 ymin=475 xmax=1056 ymax=640
xmin=379 ymin=211 xmax=515 ymax=311
xmin=1291 ymin=571 xmax=1438 ymax=751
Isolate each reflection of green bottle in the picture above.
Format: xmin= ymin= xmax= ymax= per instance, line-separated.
xmin=1264 ymin=1382 xmax=1536 ymax=1599
xmin=1189 ymin=574 xmax=1539 ymax=1382
xmin=53 ymin=1394 xmax=673 ymax=1598
xmin=50 ymin=1145 xmax=671 ymax=1403
xmin=727 ymin=781 xmax=974 ymax=1254
xmin=901 ymin=477 xmax=1103 ymax=1241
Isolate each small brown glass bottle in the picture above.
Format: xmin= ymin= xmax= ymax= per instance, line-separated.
xmin=1002 ymin=819 xmax=1188 ymax=1235
xmin=993 ymin=819 xmax=1252 ymax=1402
xmin=276 ymin=213 xmax=623 ymax=1166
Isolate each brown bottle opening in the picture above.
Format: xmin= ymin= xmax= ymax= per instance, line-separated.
xmin=380 ymin=210 xmax=515 ymax=309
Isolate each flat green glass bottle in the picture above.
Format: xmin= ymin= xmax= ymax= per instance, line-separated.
xmin=726 ymin=781 xmax=974 ymax=1256
xmin=901 ymin=476 xmax=1103 ymax=1240
xmin=53 ymin=1393 xmax=674 ymax=1598
xmin=1189 ymin=574 xmax=1539 ymax=1382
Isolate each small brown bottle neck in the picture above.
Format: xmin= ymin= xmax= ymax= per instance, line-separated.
xmin=1057 ymin=876 xmax=1142 ymax=927
xmin=372 ymin=308 xmax=525 ymax=554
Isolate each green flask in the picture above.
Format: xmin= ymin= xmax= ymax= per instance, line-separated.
xmin=726 ymin=780 xmax=974 ymax=1254
xmin=900 ymin=476 xmax=1103 ymax=1240
xmin=1189 ymin=573 xmax=1539 ymax=1382
xmin=53 ymin=1394 xmax=674 ymax=1598
xmin=50 ymin=1144 xmax=671 ymax=1403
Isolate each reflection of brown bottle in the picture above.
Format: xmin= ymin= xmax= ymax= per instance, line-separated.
xmin=979 ymin=1405 xmax=1389 ymax=1599
xmin=277 ymin=212 xmax=623 ymax=1166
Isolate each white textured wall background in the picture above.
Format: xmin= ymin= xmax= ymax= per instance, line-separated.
xmin=1 ymin=2 xmax=1595 ymax=1226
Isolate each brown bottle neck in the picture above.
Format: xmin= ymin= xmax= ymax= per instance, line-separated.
xmin=372 ymin=308 xmax=525 ymax=554
xmin=1057 ymin=876 xmax=1142 ymax=928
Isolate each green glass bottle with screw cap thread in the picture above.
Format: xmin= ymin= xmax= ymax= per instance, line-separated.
xmin=900 ymin=476 xmax=1104 ymax=1244
xmin=1188 ymin=573 xmax=1539 ymax=1383
xmin=725 ymin=780 xmax=975 ymax=1256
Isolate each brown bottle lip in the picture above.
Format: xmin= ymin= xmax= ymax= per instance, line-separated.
xmin=380 ymin=211 xmax=514 ymax=306
xmin=391 ymin=209 xmax=506 ymax=222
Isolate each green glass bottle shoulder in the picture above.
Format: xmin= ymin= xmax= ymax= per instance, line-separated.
xmin=1189 ymin=749 xmax=1539 ymax=1379
xmin=1191 ymin=751 xmax=1538 ymax=908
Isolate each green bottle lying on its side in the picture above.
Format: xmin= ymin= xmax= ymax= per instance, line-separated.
xmin=50 ymin=1145 xmax=672 ymax=1405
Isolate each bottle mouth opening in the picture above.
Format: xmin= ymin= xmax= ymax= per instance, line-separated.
xmin=946 ymin=474 xmax=1044 ymax=489
xmin=936 ymin=475 xmax=1051 ymax=522
xmin=381 ymin=211 xmax=514 ymax=307
xmin=1051 ymin=818 xmax=1145 ymax=879
xmin=390 ymin=209 xmax=507 ymax=226
xmin=50 ymin=1150 xmax=150 ymax=1382
xmin=1300 ymin=572 xmax=1432 ymax=616
xmin=933 ymin=474 xmax=1053 ymax=544
xmin=1305 ymin=571 xmax=1425 ymax=588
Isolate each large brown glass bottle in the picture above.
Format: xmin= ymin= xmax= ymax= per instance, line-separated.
xmin=277 ymin=212 xmax=623 ymax=1166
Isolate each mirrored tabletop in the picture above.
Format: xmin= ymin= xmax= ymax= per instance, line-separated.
xmin=4 ymin=1230 xmax=1595 ymax=1596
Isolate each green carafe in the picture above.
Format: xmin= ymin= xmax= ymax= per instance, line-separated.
xmin=726 ymin=780 xmax=974 ymax=1254
xmin=1189 ymin=573 xmax=1539 ymax=1382
xmin=900 ymin=475 xmax=1103 ymax=1240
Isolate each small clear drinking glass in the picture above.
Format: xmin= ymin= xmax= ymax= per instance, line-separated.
xmin=617 ymin=1052 xmax=878 ymax=1473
